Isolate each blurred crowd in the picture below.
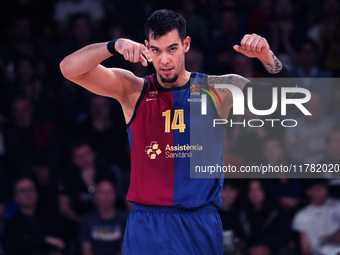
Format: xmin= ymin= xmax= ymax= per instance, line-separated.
xmin=0 ymin=0 xmax=340 ymax=255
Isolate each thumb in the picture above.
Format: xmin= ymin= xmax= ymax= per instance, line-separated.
xmin=233 ymin=45 xmax=241 ymax=52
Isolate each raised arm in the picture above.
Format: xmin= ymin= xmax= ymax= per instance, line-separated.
xmin=208 ymin=33 xmax=296 ymax=119
xmin=59 ymin=39 xmax=153 ymax=122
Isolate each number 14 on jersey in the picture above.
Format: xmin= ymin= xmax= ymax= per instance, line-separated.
xmin=162 ymin=109 xmax=186 ymax=133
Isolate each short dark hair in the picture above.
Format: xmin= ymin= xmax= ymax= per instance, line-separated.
xmin=68 ymin=138 xmax=92 ymax=153
xmin=144 ymin=9 xmax=187 ymax=41
xmin=303 ymin=178 xmax=328 ymax=190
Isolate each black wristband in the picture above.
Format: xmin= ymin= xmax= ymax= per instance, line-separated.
xmin=106 ymin=39 xmax=120 ymax=55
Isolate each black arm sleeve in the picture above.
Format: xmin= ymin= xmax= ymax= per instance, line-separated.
xmin=243 ymin=66 xmax=301 ymax=114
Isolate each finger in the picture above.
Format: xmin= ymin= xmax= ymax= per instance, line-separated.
xmin=256 ymin=39 xmax=265 ymax=52
xmin=258 ymin=38 xmax=269 ymax=52
xmin=141 ymin=46 xmax=153 ymax=62
xmin=233 ymin=46 xmax=247 ymax=55
xmin=128 ymin=48 xmax=134 ymax=62
xmin=133 ymin=45 xmax=140 ymax=63
xmin=233 ymin=45 xmax=241 ymax=52
xmin=242 ymin=35 xmax=252 ymax=52
xmin=139 ymin=54 xmax=148 ymax=66
xmin=240 ymin=34 xmax=250 ymax=50
xmin=250 ymin=37 xmax=261 ymax=53
xmin=122 ymin=49 xmax=129 ymax=61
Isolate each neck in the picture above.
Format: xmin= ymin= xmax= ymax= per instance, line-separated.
xmin=21 ymin=205 xmax=36 ymax=216
xmin=157 ymin=69 xmax=191 ymax=89
xmin=99 ymin=207 xmax=115 ymax=220
xmin=312 ymin=199 xmax=327 ymax=207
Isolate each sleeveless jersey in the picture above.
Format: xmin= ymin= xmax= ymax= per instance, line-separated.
xmin=126 ymin=72 xmax=226 ymax=208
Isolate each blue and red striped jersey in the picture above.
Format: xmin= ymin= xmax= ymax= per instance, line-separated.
xmin=126 ymin=72 xmax=225 ymax=208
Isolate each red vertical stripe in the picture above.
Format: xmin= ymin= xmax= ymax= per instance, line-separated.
xmin=127 ymin=75 xmax=175 ymax=206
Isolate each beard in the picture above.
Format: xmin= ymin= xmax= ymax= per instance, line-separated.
xmin=159 ymin=72 xmax=179 ymax=83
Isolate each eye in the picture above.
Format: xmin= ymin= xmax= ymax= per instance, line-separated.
xmin=170 ymin=47 xmax=176 ymax=52
xmin=152 ymin=49 xmax=159 ymax=53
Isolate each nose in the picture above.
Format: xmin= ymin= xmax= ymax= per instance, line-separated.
xmin=160 ymin=52 xmax=170 ymax=65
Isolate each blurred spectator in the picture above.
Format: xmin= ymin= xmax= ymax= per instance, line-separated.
xmin=79 ymin=180 xmax=127 ymax=255
xmin=0 ymin=0 xmax=53 ymax=38
xmin=248 ymin=0 xmax=274 ymax=39
xmin=292 ymin=178 xmax=340 ymax=255
xmin=54 ymin=0 xmax=105 ymax=34
xmin=5 ymin=16 xmax=35 ymax=59
xmin=318 ymin=124 xmax=340 ymax=198
xmin=290 ymin=39 xmax=333 ymax=113
xmin=228 ymin=111 xmax=268 ymax=165
xmin=3 ymin=96 xmax=60 ymax=179
xmin=60 ymin=13 xmax=104 ymax=58
xmin=223 ymin=132 xmax=246 ymax=178
xmin=219 ymin=179 xmax=241 ymax=231
xmin=180 ymin=0 xmax=209 ymax=49
xmin=270 ymin=0 xmax=307 ymax=69
xmin=59 ymin=14 xmax=104 ymax=125
xmin=285 ymin=91 xmax=334 ymax=164
xmin=59 ymin=140 xmax=115 ymax=244
xmin=231 ymin=53 xmax=265 ymax=78
xmin=185 ymin=47 xmax=204 ymax=73
xmin=29 ymin=158 xmax=63 ymax=210
xmin=237 ymin=179 xmax=290 ymax=255
xmin=308 ymin=0 xmax=340 ymax=49
xmin=208 ymin=8 xmax=244 ymax=74
xmin=219 ymin=179 xmax=242 ymax=255
xmin=5 ymin=178 xmax=64 ymax=255
xmin=261 ymin=136 xmax=303 ymax=215
xmin=76 ymin=95 xmax=129 ymax=169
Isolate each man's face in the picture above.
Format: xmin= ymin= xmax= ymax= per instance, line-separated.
xmin=221 ymin=185 xmax=238 ymax=208
xmin=145 ymin=29 xmax=190 ymax=84
xmin=307 ymin=184 xmax=328 ymax=205
xmin=90 ymin=96 xmax=110 ymax=120
xmin=94 ymin=181 xmax=116 ymax=209
xmin=72 ymin=145 xmax=96 ymax=170
xmin=248 ymin=180 xmax=265 ymax=206
xmin=15 ymin=179 xmax=37 ymax=208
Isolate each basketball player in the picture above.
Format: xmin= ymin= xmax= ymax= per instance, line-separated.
xmin=60 ymin=9 xmax=295 ymax=255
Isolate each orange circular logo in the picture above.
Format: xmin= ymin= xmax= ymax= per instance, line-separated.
xmin=190 ymin=84 xmax=200 ymax=92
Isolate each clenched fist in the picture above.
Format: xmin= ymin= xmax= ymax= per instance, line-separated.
xmin=233 ymin=33 xmax=271 ymax=60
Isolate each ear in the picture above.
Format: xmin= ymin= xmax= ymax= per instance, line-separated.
xmin=144 ymin=40 xmax=149 ymax=50
xmin=183 ymin=36 xmax=191 ymax=53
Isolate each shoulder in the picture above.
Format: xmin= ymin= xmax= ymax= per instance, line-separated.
xmin=293 ymin=205 xmax=313 ymax=224
xmin=207 ymin=73 xmax=250 ymax=90
xmin=326 ymin=198 xmax=340 ymax=208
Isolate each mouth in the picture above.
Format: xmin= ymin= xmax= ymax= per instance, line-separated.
xmin=160 ymin=68 xmax=174 ymax=75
